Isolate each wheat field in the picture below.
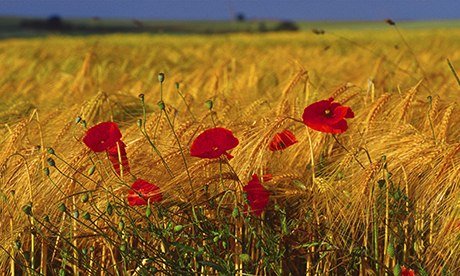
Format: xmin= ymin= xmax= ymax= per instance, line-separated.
xmin=0 ymin=28 xmax=459 ymax=275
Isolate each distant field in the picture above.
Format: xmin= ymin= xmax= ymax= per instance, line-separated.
xmin=0 ymin=25 xmax=459 ymax=274
xmin=1 ymin=16 xmax=460 ymax=38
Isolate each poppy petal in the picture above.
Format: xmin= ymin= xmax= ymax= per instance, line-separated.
xmin=243 ymin=174 xmax=270 ymax=216
xmin=83 ymin=122 xmax=122 ymax=152
xmin=302 ymin=98 xmax=354 ymax=134
xmin=190 ymin=127 xmax=239 ymax=159
xmin=268 ymin=129 xmax=298 ymax=151
xmin=128 ymin=179 xmax=162 ymax=206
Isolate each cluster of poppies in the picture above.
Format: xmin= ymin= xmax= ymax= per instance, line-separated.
xmin=81 ymin=97 xmax=354 ymax=214
xmin=83 ymin=122 xmax=162 ymax=206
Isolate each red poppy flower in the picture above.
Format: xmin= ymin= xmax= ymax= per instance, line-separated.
xmin=190 ymin=127 xmax=239 ymax=160
xmin=107 ymin=141 xmax=130 ymax=175
xmin=302 ymin=97 xmax=354 ymax=134
xmin=268 ymin=129 xmax=298 ymax=151
xmin=243 ymin=174 xmax=270 ymax=216
xmin=127 ymin=179 xmax=162 ymax=206
xmin=401 ymin=266 xmax=415 ymax=276
xmin=83 ymin=122 xmax=122 ymax=152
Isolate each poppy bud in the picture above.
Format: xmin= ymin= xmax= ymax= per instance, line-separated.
xmin=106 ymin=202 xmax=113 ymax=215
xmin=81 ymin=193 xmax=89 ymax=203
xmin=138 ymin=93 xmax=145 ymax=102
xmin=43 ymin=214 xmax=50 ymax=222
xmin=89 ymin=246 xmax=94 ymax=252
xmin=175 ymin=82 xmax=180 ymax=90
xmin=137 ymin=119 xmax=142 ymax=128
xmin=119 ymin=219 xmax=125 ymax=230
xmin=81 ymin=120 xmax=87 ymax=128
xmin=82 ymin=212 xmax=91 ymax=220
xmin=22 ymin=203 xmax=32 ymax=216
xmin=47 ymin=147 xmax=55 ymax=155
xmin=232 ymin=207 xmax=239 ymax=218
xmin=205 ymin=99 xmax=213 ymax=110
xmin=73 ymin=209 xmax=79 ymax=219
xmin=145 ymin=205 xmax=152 ymax=218
xmin=158 ymin=72 xmax=165 ymax=83
xmin=157 ymin=100 xmax=165 ymax=110
xmin=119 ymin=243 xmax=127 ymax=252
xmin=81 ymin=248 xmax=88 ymax=255
xmin=47 ymin=157 xmax=55 ymax=167
xmin=393 ymin=263 xmax=401 ymax=276
xmin=14 ymin=240 xmax=21 ymax=250
xmin=174 ymin=225 xmax=184 ymax=232
xmin=43 ymin=167 xmax=50 ymax=176
xmin=75 ymin=116 xmax=82 ymax=124
xmin=87 ymin=165 xmax=96 ymax=176
xmin=387 ymin=241 xmax=395 ymax=258
xmin=239 ymin=253 xmax=250 ymax=263
xmin=58 ymin=203 xmax=66 ymax=213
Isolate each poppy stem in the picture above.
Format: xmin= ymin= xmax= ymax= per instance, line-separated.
xmin=139 ymin=96 xmax=174 ymax=177
xmin=162 ymin=107 xmax=195 ymax=196
xmin=285 ymin=116 xmax=304 ymax=124
xmin=331 ymin=134 xmax=366 ymax=169
xmin=305 ymin=127 xmax=316 ymax=182
xmin=176 ymin=84 xmax=197 ymax=121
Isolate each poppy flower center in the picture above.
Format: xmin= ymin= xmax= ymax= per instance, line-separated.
xmin=324 ymin=109 xmax=332 ymax=117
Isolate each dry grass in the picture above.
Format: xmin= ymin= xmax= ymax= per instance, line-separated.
xmin=0 ymin=29 xmax=459 ymax=274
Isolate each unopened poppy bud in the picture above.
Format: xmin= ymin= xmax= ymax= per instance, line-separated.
xmin=174 ymin=225 xmax=184 ymax=232
xmin=43 ymin=167 xmax=50 ymax=176
xmin=239 ymin=253 xmax=250 ymax=263
xmin=89 ymin=246 xmax=95 ymax=252
xmin=106 ymin=202 xmax=113 ymax=216
xmin=81 ymin=120 xmax=87 ymax=128
xmin=119 ymin=219 xmax=125 ymax=230
xmin=43 ymin=214 xmax=50 ymax=222
xmin=73 ymin=210 xmax=79 ymax=219
xmin=47 ymin=147 xmax=55 ymax=155
xmin=138 ymin=93 xmax=145 ymax=102
xmin=205 ymin=99 xmax=213 ymax=110
xmin=82 ymin=212 xmax=91 ymax=220
xmin=393 ymin=263 xmax=401 ymax=276
xmin=87 ymin=165 xmax=96 ymax=176
xmin=175 ymin=82 xmax=180 ymax=90
xmin=14 ymin=240 xmax=21 ymax=250
xmin=145 ymin=206 xmax=152 ymax=218
xmin=157 ymin=100 xmax=165 ymax=110
xmin=119 ymin=243 xmax=127 ymax=252
xmin=75 ymin=116 xmax=82 ymax=124
xmin=22 ymin=203 xmax=32 ymax=216
xmin=47 ymin=157 xmax=55 ymax=167
xmin=81 ymin=193 xmax=89 ymax=203
xmin=232 ymin=207 xmax=239 ymax=218
xmin=158 ymin=72 xmax=165 ymax=83
xmin=58 ymin=203 xmax=66 ymax=213
xmin=81 ymin=248 xmax=88 ymax=255
xmin=137 ymin=119 xmax=142 ymax=128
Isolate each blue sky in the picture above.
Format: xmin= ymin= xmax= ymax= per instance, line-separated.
xmin=1 ymin=0 xmax=459 ymax=21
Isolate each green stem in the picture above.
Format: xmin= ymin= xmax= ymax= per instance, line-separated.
xmin=139 ymin=99 xmax=174 ymax=177
xmin=447 ymin=58 xmax=460 ymax=86
xmin=332 ymin=134 xmax=365 ymax=169
xmin=163 ymin=106 xmax=195 ymax=195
